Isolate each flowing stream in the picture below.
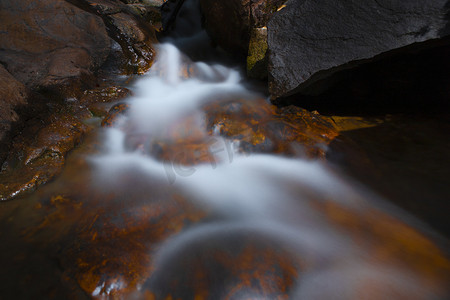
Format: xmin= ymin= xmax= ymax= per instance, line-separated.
xmin=0 ymin=34 xmax=448 ymax=299
xmin=83 ymin=43 xmax=448 ymax=298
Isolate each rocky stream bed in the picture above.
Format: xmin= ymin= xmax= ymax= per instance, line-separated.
xmin=0 ymin=0 xmax=449 ymax=299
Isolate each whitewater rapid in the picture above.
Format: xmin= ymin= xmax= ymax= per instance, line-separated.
xmin=90 ymin=43 xmax=448 ymax=299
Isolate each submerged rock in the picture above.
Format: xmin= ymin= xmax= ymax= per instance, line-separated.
xmin=101 ymin=102 xmax=131 ymax=127
xmin=62 ymin=188 xmax=207 ymax=297
xmin=204 ymin=99 xmax=338 ymax=158
xmin=101 ymin=96 xmax=338 ymax=165
xmin=328 ymin=112 xmax=450 ymax=237
xmin=144 ymin=232 xmax=301 ymax=299
xmin=1 ymin=143 xmax=448 ymax=298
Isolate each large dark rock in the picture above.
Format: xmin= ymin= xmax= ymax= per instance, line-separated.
xmin=0 ymin=0 xmax=111 ymax=89
xmin=0 ymin=0 xmax=159 ymax=91
xmin=0 ymin=0 xmax=111 ymax=173
xmin=67 ymin=0 xmax=158 ymax=74
xmin=0 ymin=0 xmax=159 ymax=199
xmin=0 ymin=66 xmax=28 ymax=162
xmin=268 ymin=0 xmax=450 ymax=98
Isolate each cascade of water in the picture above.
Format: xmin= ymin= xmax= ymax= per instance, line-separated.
xmin=90 ymin=43 xmax=449 ymax=299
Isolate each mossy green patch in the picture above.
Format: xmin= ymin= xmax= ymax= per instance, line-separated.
xmin=247 ymin=27 xmax=268 ymax=79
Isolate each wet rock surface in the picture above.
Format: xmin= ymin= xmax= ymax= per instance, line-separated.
xmin=143 ymin=232 xmax=301 ymax=299
xmin=0 ymin=1 xmax=449 ymax=299
xmin=0 ymin=83 xmax=135 ymax=201
xmin=0 ymin=0 xmax=158 ymax=200
xmin=82 ymin=86 xmax=132 ymax=118
xmin=0 ymin=139 xmax=448 ymax=298
xmin=204 ymin=99 xmax=337 ymax=158
xmin=67 ymin=0 xmax=158 ymax=74
xmin=0 ymin=114 xmax=88 ymax=201
xmin=328 ymin=112 xmax=450 ymax=237
xmin=101 ymin=96 xmax=338 ymax=164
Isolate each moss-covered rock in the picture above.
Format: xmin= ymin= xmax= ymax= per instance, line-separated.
xmin=247 ymin=27 xmax=268 ymax=79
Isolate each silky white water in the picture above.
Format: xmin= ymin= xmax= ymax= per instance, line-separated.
xmin=91 ymin=43 xmax=448 ymax=299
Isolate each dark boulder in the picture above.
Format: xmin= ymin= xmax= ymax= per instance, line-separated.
xmin=0 ymin=0 xmax=111 ymax=89
xmin=198 ymin=0 xmax=450 ymax=99
xmin=268 ymin=0 xmax=450 ymax=98
xmin=0 ymin=66 xmax=28 ymax=162
xmin=0 ymin=0 xmax=159 ymax=91
xmin=67 ymin=0 xmax=158 ymax=74
xmin=105 ymin=11 xmax=157 ymax=73
xmin=0 ymin=0 xmax=159 ymax=199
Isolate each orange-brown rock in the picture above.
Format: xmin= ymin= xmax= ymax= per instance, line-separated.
xmin=64 ymin=194 xmax=206 ymax=297
xmin=16 ymin=166 xmax=209 ymax=298
xmin=205 ymin=99 xmax=338 ymax=158
xmin=1 ymin=155 xmax=303 ymax=298
xmin=100 ymin=96 xmax=338 ymax=165
xmin=0 ymin=133 xmax=449 ymax=298
xmin=80 ymin=86 xmax=132 ymax=118
xmin=308 ymin=198 xmax=450 ymax=298
xmin=106 ymin=11 xmax=157 ymax=74
xmin=101 ymin=103 xmax=131 ymax=127
xmin=0 ymin=84 xmax=132 ymax=201
xmin=0 ymin=112 xmax=89 ymax=201
xmin=3 ymin=156 xmax=449 ymax=298
xmin=143 ymin=234 xmax=301 ymax=299
xmin=150 ymin=138 xmax=219 ymax=166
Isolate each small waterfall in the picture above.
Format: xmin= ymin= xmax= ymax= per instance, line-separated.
xmin=90 ymin=43 xmax=449 ymax=299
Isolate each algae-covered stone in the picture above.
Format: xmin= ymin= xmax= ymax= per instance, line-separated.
xmin=247 ymin=27 xmax=268 ymax=79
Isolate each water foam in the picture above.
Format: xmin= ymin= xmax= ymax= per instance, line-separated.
xmin=91 ymin=43 xmax=448 ymax=299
